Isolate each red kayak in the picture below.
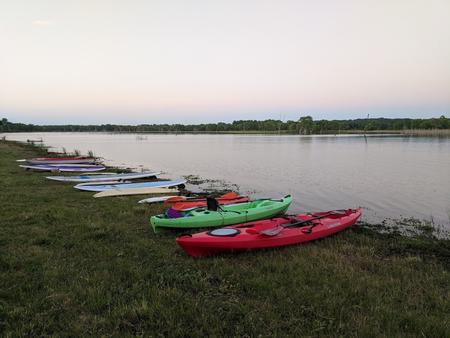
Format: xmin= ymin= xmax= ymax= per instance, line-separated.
xmin=166 ymin=192 xmax=249 ymax=211
xmin=26 ymin=156 xmax=96 ymax=165
xmin=176 ymin=208 xmax=361 ymax=257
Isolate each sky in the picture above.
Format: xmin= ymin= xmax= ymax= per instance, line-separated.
xmin=1 ymin=0 xmax=449 ymax=124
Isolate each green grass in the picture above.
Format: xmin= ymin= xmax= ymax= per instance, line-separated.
xmin=0 ymin=140 xmax=449 ymax=337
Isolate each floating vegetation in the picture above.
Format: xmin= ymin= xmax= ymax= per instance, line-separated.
xmin=360 ymin=217 xmax=450 ymax=240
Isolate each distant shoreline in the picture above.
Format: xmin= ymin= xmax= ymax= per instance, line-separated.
xmin=2 ymin=129 xmax=450 ymax=136
xmin=2 ymin=116 xmax=449 ymax=135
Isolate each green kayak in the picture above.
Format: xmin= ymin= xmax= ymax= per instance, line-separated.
xmin=150 ymin=195 xmax=292 ymax=233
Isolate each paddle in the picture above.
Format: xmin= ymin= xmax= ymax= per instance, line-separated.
xmin=258 ymin=210 xmax=348 ymax=237
xmin=164 ymin=192 xmax=239 ymax=204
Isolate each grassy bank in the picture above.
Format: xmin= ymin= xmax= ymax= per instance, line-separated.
xmin=1 ymin=141 xmax=449 ymax=337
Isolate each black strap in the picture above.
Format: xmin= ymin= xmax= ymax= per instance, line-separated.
xmin=218 ymin=205 xmax=242 ymax=214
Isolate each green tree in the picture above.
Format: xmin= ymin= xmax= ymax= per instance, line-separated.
xmin=437 ymin=115 xmax=448 ymax=129
xmin=298 ymin=116 xmax=313 ymax=134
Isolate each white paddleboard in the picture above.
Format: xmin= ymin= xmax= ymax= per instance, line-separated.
xmin=46 ymin=171 xmax=161 ymax=183
xmin=75 ymin=180 xmax=132 ymax=186
xmin=75 ymin=179 xmax=186 ymax=192
xmin=93 ymin=187 xmax=179 ymax=198
xmin=20 ymin=164 xmax=106 ymax=172
xmin=27 ymin=158 xmax=97 ymax=165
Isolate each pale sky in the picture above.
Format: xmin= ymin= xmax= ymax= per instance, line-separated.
xmin=1 ymin=0 xmax=449 ymax=124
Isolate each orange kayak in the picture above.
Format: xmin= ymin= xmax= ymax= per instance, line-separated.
xmin=165 ymin=192 xmax=249 ymax=211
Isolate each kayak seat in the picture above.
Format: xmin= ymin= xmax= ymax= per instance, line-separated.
xmin=166 ymin=208 xmax=184 ymax=219
xmin=207 ymin=197 xmax=219 ymax=211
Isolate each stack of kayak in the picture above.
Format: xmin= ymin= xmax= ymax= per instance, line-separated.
xmin=18 ymin=156 xmax=105 ymax=172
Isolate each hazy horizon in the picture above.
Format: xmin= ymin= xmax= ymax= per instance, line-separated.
xmin=3 ymin=112 xmax=449 ymax=127
xmin=1 ymin=0 xmax=449 ymax=124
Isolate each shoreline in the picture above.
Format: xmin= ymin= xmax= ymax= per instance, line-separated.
xmin=5 ymin=138 xmax=450 ymax=234
xmin=1 ymin=139 xmax=449 ymax=336
xmin=3 ymin=128 xmax=450 ymax=136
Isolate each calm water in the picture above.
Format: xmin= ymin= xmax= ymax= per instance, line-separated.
xmin=3 ymin=132 xmax=450 ymax=227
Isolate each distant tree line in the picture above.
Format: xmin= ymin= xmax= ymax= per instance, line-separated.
xmin=1 ymin=116 xmax=449 ymax=134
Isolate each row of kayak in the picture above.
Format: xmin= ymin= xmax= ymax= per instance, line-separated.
xmin=19 ymin=156 xmax=362 ymax=258
xmin=19 ymin=157 xmax=187 ymax=198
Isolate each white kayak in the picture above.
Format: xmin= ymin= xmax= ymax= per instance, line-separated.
xmin=46 ymin=171 xmax=161 ymax=183
xmin=138 ymin=196 xmax=179 ymax=204
xmin=75 ymin=179 xmax=187 ymax=192
xmin=94 ymin=187 xmax=179 ymax=198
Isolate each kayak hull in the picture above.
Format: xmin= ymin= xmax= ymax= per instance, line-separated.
xmin=151 ymin=195 xmax=292 ymax=233
xmin=176 ymin=208 xmax=361 ymax=257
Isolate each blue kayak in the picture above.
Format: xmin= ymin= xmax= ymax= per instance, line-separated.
xmin=74 ymin=179 xmax=187 ymax=192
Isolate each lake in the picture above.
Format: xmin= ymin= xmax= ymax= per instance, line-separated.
xmin=3 ymin=132 xmax=450 ymax=228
